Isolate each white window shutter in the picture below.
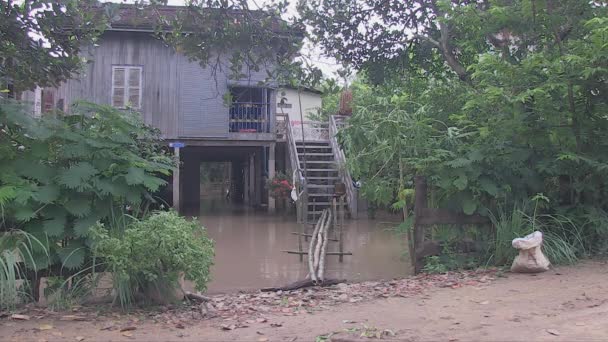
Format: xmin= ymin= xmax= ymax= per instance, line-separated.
xmin=112 ymin=66 xmax=142 ymax=109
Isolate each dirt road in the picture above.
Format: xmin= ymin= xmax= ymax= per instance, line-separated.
xmin=3 ymin=260 xmax=607 ymax=341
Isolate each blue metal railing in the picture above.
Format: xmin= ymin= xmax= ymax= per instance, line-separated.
xmin=229 ymin=102 xmax=270 ymax=133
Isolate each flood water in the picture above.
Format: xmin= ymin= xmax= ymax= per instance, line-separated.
xmin=192 ymin=198 xmax=413 ymax=293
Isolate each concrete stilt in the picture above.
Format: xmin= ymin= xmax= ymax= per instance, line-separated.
xmin=268 ymin=143 xmax=276 ymax=212
xmin=172 ymin=146 xmax=181 ymax=213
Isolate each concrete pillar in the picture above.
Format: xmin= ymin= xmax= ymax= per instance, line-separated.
xmin=172 ymin=147 xmax=181 ymax=213
xmin=268 ymin=143 xmax=276 ymax=212
xmin=255 ymin=148 xmax=263 ymax=206
xmin=181 ymin=150 xmax=200 ymax=214
xmin=249 ymin=153 xmax=255 ymax=205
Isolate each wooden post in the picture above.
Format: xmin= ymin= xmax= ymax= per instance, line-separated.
xmin=413 ymin=175 xmax=428 ymax=273
xmin=339 ymin=195 xmax=345 ymax=262
xmin=298 ymin=194 xmax=304 ymax=262
xmin=268 ymin=143 xmax=276 ymax=213
xmin=172 ymin=146 xmax=181 ymax=213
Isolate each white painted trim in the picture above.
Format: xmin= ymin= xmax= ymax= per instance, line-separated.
xmin=111 ymin=65 xmax=143 ymax=109
xmin=33 ymin=86 xmax=42 ymax=118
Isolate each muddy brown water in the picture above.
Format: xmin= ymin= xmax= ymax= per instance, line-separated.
xmin=188 ymin=198 xmax=413 ymax=293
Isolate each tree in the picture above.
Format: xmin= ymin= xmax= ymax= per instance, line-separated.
xmin=0 ymin=0 xmax=104 ymax=92
xmin=312 ymin=1 xmax=608 ymax=259
xmin=299 ymin=0 xmax=600 ymax=82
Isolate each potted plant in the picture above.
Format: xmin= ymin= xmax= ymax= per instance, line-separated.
xmin=266 ymin=172 xmax=294 ymax=214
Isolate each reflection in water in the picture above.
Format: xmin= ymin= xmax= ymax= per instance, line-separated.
xmin=193 ymin=198 xmax=412 ymax=293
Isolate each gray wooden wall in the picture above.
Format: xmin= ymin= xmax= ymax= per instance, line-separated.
xmin=33 ymin=31 xmax=276 ymax=140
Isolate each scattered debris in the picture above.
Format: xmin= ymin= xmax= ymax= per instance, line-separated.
xmin=38 ymin=324 xmax=54 ymax=331
xmin=61 ymin=315 xmax=87 ymax=321
xmin=75 ymin=336 xmax=85 ymax=341
xmin=546 ymin=329 xmax=561 ymax=336
xmin=0 ymin=269 xmax=498 ymax=336
xmin=119 ymin=326 xmax=137 ymax=332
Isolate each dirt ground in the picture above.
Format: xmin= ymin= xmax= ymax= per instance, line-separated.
xmin=3 ymin=260 xmax=608 ymax=341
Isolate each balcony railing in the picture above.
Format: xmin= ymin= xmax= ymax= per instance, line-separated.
xmin=229 ymin=102 xmax=270 ymax=133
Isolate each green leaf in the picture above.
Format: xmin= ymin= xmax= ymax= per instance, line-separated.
xmin=453 ymin=175 xmax=468 ymax=191
xmin=43 ymin=207 xmax=67 ymax=237
xmin=33 ymin=184 xmax=60 ymax=204
xmin=125 ymin=167 xmax=145 ymax=185
xmin=57 ymin=162 xmax=98 ymax=190
xmin=479 ymin=177 xmax=499 ymax=197
xmin=57 ymin=242 xmax=86 ymax=270
xmin=15 ymin=206 xmax=36 ymax=222
xmin=462 ymin=198 xmax=477 ymax=215
xmin=14 ymin=159 xmax=55 ymax=183
xmin=0 ymin=185 xmax=17 ymax=205
xmin=64 ymin=197 xmax=92 ymax=217
xmin=142 ymin=174 xmax=166 ymax=192
xmin=73 ymin=215 xmax=99 ymax=237
xmin=60 ymin=142 xmax=91 ymax=158
xmin=447 ymin=158 xmax=471 ymax=168
xmin=92 ymin=177 xmax=128 ymax=197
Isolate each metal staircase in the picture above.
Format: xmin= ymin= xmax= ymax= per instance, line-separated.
xmin=285 ymin=118 xmax=358 ymax=223
xmin=296 ymin=139 xmax=342 ymax=221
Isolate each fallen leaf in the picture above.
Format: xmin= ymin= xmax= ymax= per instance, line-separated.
xmin=479 ymin=301 xmax=490 ymax=305
xmin=75 ymin=336 xmax=85 ymax=342
xmin=38 ymin=324 xmax=54 ymax=330
xmin=270 ymin=323 xmax=283 ymax=328
xmin=220 ymin=324 xmax=236 ymax=331
xmin=546 ymin=329 xmax=560 ymax=336
xmin=257 ymin=338 xmax=269 ymax=342
xmin=342 ymin=320 xmax=356 ymax=324
xmin=121 ymin=332 xmax=133 ymax=337
xmin=120 ymin=326 xmax=137 ymax=332
xmin=175 ymin=323 xmax=185 ymax=329
xmin=61 ymin=315 xmax=87 ymax=321
xmin=11 ymin=314 xmax=30 ymax=320
xmin=256 ymin=318 xmax=268 ymax=323
xmin=51 ymin=332 xmax=63 ymax=337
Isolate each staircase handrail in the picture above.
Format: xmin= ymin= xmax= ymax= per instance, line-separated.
xmin=285 ymin=116 xmax=308 ymax=222
xmin=330 ymin=115 xmax=358 ymax=219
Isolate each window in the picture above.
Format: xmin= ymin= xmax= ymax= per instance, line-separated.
xmin=111 ymin=66 xmax=142 ymax=109
xmin=229 ymin=87 xmax=271 ymax=133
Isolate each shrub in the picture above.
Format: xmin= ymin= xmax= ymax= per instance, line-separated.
xmin=0 ymin=230 xmax=46 ymax=310
xmin=92 ymin=211 xmax=214 ymax=308
xmin=0 ymin=100 xmax=172 ymax=286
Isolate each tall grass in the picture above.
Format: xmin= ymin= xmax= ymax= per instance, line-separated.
xmin=531 ymin=214 xmax=582 ymax=265
xmin=488 ymin=202 xmax=582 ymax=266
xmin=488 ymin=203 xmax=530 ymax=266
xmin=0 ymin=230 xmax=47 ymax=310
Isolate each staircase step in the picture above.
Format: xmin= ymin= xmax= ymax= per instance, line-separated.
xmin=307 ymin=202 xmax=346 ymax=206
xmin=298 ymin=152 xmax=334 ymax=156
xmin=295 ymin=140 xmax=330 ymax=144
xmin=308 ymin=193 xmax=335 ymax=197
xmin=300 ymin=160 xmax=336 ymax=164
xmin=305 ymin=169 xmax=338 ymax=172
xmin=306 ymin=176 xmax=340 ymax=180
xmin=297 ymin=147 xmax=331 ymax=151
xmin=307 ymin=184 xmax=335 ymax=188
